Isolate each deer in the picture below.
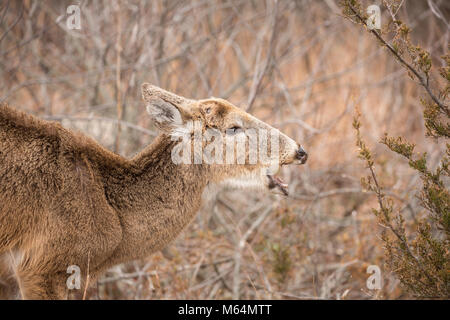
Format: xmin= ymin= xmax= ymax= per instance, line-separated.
xmin=0 ymin=84 xmax=308 ymax=299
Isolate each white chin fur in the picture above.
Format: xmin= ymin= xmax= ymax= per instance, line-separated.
xmin=201 ymin=168 xmax=273 ymax=205
xmin=201 ymin=174 xmax=266 ymax=205
xmin=220 ymin=168 xmax=268 ymax=191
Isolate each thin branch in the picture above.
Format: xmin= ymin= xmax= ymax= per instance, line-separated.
xmin=246 ymin=0 xmax=279 ymax=112
xmin=346 ymin=3 xmax=448 ymax=115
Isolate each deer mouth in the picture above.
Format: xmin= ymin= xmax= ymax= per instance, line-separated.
xmin=267 ymin=174 xmax=289 ymax=196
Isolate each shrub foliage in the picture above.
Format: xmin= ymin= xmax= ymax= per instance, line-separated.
xmin=342 ymin=0 xmax=449 ymax=298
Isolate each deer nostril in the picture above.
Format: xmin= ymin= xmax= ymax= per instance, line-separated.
xmin=296 ymin=147 xmax=308 ymax=163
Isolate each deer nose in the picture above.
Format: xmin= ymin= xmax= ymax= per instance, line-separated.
xmin=296 ymin=147 xmax=308 ymax=164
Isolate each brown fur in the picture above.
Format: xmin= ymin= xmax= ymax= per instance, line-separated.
xmin=0 ymin=84 xmax=306 ymax=299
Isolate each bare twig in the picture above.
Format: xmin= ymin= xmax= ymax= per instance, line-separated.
xmin=346 ymin=3 xmax=448 ymax=114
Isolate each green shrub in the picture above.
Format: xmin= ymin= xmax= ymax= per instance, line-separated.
xmin=342 ymin=0 xmax=449 ymax=298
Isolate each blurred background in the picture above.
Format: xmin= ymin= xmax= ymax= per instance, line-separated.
xmin=0 ymin=0 xmax=448 ymax=299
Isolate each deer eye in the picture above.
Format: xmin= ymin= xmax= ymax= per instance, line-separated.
xmin=226 ymin=126 xmax=243 ymax=135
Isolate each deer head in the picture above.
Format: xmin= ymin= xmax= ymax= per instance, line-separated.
xmin=142 ymin=83 xmax=307 ymax=196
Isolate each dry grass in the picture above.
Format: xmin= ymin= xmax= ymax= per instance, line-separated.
xmin=0 ymin=0 xmax=448 ymax=299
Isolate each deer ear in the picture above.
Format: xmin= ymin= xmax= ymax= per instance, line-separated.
xmin=145 ymin=98 xmax=183 ymax=129
xmin=141 ymin=83 xmax=191 ymax=131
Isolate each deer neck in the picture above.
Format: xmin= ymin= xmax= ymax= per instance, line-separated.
xmin=104 ymin=133 xmax=210 ymax=254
